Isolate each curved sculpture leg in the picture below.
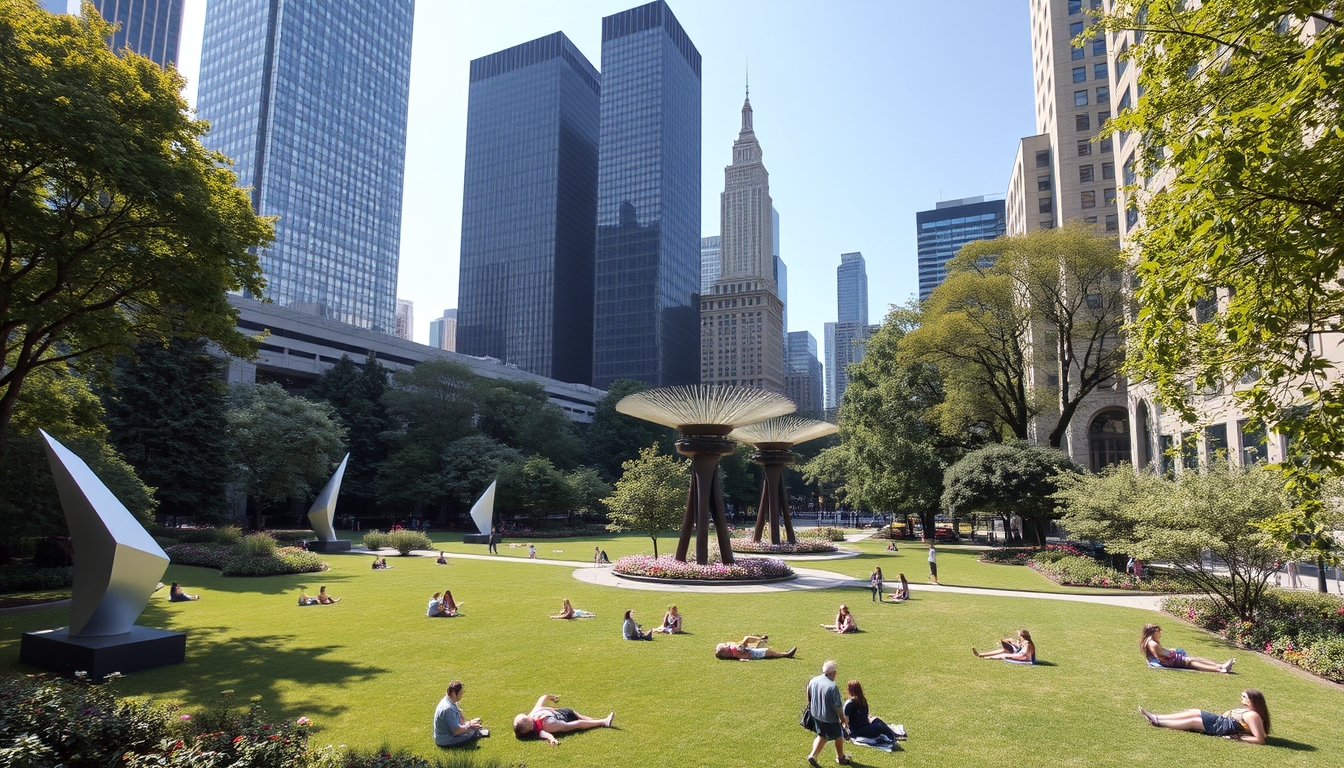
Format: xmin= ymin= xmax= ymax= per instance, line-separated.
xmin=752 ymin=478 xmax=770 ymax=542
xmin=692 ymin=455 xmax=717 ymax=565
xmin=710 ymin=469 xmax=734 ymax=565
xmin=779 ymin=473 xmax=797 ymax=544
xmin=307 ymin=453 xmax=349 ymax=542
xmin=675 ymin=477 xmax=697 ymax=562
xmin=40 ymin=431 xmax=168 ymax=637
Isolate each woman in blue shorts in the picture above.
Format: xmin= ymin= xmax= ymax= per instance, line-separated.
xmin=1140 ymin=690 xmax=1269 ymax=745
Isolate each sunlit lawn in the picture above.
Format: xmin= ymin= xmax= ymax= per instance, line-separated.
xmin=1 ymin=540 xmax=1339 ymax=767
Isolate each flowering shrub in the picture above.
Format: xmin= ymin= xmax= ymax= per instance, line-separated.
xmin=799 ymin=526 xmax=847 ymax=542
xmin=979 ymin=544 xmax=1083 ymax=565
xmin=1163 ymin=591 xmax=1344 ymax=683
xmin=614 ymin=554 xmax=793 ymax=581
xmin=1029 ymin=555 xmax=1184 ymax=592
xmin=221 ymin=546 xmax=327 ymax=577
xmin=730 ymin=538 xmax=837 ymax=554
xmin=165 ymin=543 xmax=230 ymax=569
xmin=337 ymin=745 xmax=513 ymax=768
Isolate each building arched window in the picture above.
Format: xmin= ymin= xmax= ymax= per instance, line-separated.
xmin=1089 ymin=408 xmax=1132 ymax=471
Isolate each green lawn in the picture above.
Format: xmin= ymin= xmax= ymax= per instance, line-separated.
xmin=2 ymin=545 xmax=1339 ymax=767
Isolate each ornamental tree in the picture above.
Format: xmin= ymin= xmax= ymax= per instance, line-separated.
xmin=604 ymin=444 xmax=688 ymax=557
xmin=0 ymin=2 xmax=271 ymax=459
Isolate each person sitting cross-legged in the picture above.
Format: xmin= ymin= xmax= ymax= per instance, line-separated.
xmin=622 ymin=609 xmax=653 ymax=640
xmin=433 ymin=680 xmax=488 ymax=747
xmin=652 ymin=605 xmax=682 ymax=634
xmin=821 ymin=604 xmax=857 ymax=634
xmin=512 ymin=694 xmax=613 ymax=746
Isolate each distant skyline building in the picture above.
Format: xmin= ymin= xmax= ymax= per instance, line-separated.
xmin=428 ymin=309 xmax=457 ymax=352
xmin=836 ymin=251 xmax=868 ymax=325
xmin=700 ymin=236 xmax=720 ymax=294
xmin=826 ymin=252 xmax=871 ymax=409
xmin=774 ymin=208 xmax=787 ymax=335
xmin=456 ymin=32 xmax=600 ymax=384
xmin=700 ymin=88 xmax=785 ymax=391
xmin=44 ymin=0 xmax=184 ymax=69
xmin=916 ymin=196 xmax=1007 ymax=301
xmin=785 ymin=330 xmax=823 ymax=415
xmin=592 ymin=0 xmax=702 ymax=389
xmin=196 ymin=0 xmax=414 ymax=333
xmin=394 ymin=299 xmax=414 ymax=341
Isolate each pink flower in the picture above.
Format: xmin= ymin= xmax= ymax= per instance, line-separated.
xmin=180 ymin=715 xmax=192 ymax=721
xmin=296 ymin=717 xmax=311 ymax=727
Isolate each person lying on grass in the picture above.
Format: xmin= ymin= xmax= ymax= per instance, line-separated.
xmin=653 ymin=605 xmax=682 ymax=634
xmin=512 ymin=694 xmax=613 ymax=746
xmin=1141 ymin=624 xmax=1234 ymax=673
xmin=715 ymin=635 xmax=796 ymax=660
xmin=973 ymin=629 xmax=1034 ymax=662
xmin=168 ymin=582 xmax=199 ymax=602
xmin=888 ymin=573 xmax=910 ymax=602
xmin=551 ymin=598 xmax=595 ymax=619
xmin=622 ymin=609 xmax=653 ymax=640
xmin=1140 ymin=689 xmax=1269 ymax=745
xmin=821 ymin=605 xmax=857 ymax=634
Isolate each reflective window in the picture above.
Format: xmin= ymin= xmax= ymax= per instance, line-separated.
xmin=1080 ymin=165 xmax=1095 ymax=183
xmin=1081 ymin=190 xmax=1097 ymax=209
xmin=1077 ymin=140 xmax=1093 ymax=156
xmin=1073 ymin=67 xmax=1087 ymax=83
xmin=1075 ymin=90 xmax=1089 ymax=106
xmin=1076 ymin=113 xmax=1091 ymax=131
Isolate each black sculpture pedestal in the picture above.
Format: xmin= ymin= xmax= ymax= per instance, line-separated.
xmin=20 ymin=625 xmax=186 ymax=679
xmin=463 ymin=533 xmax=490 ymax=544
xmin=307 ymin=539 xmax=352 ymax=552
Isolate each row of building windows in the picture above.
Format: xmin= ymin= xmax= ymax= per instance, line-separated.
xmin=1072 ymin=62 xmax=1108 ymax=83
xmin=1073 ymin=85 xmax=1109 ymax=106
xmin=1075 ymin=110 xmax=1110 ymax=131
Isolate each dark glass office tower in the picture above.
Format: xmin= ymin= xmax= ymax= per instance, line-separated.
xmin=196 ymin=0 xmax=414 ymax=333
xmin=593 ymin=1 xmax=702 ymax=388
xmin=457 ymin=33 xmax=600 ymax=385
xmin=916 ymin=196 xmax=1007 ymax=301
xmin=44 ymin=1 xmax=183 ymax=69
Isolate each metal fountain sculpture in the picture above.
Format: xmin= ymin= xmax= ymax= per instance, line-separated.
xmin=306 ymin=453 xmax=351 ymax=552
xmin=729 ymin=417 xmax=838 ymax=545
xmin=20 ymin=431 xmax=185 ymax=677
xmin=616 ymin=386 xmax=795 ymax=565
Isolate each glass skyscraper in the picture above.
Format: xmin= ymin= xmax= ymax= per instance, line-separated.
xmin=916 ymin=196 xmax=1007 ymax=301
xmin=457 ymin=32 xmax=600 ymax=385
xmin=196 ymin=0 xmax=414 ymax=333
xmin=700 ymin=236 xmax=720 ymax=294
xmin=44 ymin=0 xmax=183 ymax=69
xmin=836 ymin=251 xmax=868 ymax=325
xmin=593 ymin=1 xmax=702 ymax=388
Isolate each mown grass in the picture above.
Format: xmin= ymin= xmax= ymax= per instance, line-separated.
xmin=1 ymin=542 xmax=1339 ymax=768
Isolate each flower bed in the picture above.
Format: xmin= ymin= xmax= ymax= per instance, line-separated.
xmin=614 ymin=554 xmax=793 ymax=581
xmin=221 ymin=546 xmax=327 ymax=577
xmin=1163 ymin=592 xmax=1344 ymax=683
xmin=729 ymin=538 xmax=838 ymax=554
xmin=164 ymin=542 xmax=230 ymax=569
xmin=1029 ymin=555 xmax=1184 ymax=591
xmin=978 ymin=544 xmax=1084 ymax=565
xmin=799 ymin=526 xmax=847 ymax=542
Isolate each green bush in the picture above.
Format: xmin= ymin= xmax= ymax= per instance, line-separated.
xmin=362 ymin=530 xmax=390 ymax=551
xmin=239 ymin=532 xmax=279 ymax=557
xmin=385 ymin=529 xmax=432 ymax=556
xmin=266 ymin=529 xmax=313 ymax=545
xmin=337 ymin=745 xmax=515 ymax=768
xmin=799 ymin=526 xmax=847 ymax=542
xmin=1162 ymin=591 xmax=1344 ymax=682
xmin=221 ymin=546 xmax=327 ymax=577
xmin=216 ymin=525 xmax=243 ymax=545
xmin=164 ymin=543 xmax=230 ymax=569
xmin=0 ymin=564 xmax=73 ymax=594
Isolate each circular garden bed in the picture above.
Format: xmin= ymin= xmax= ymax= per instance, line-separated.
xmin=729 ymin=537 xmax=838 ymax=555
xmin=612 ymin=554 xmax=794 ymax=583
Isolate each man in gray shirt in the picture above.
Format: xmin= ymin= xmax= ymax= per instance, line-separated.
xmin=433 ymin=681 xmax=488 ymax=747
xmin=805 ymin=659 xmax=849 ymax=766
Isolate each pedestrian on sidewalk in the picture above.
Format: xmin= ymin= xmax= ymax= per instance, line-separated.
xmin=927 ymin=544 xmax=938 ymax=585
xmin=488 ymin=527 xmax=499 ymax=555
xmin=1287 ymin=560 xmax=1300 ymax=589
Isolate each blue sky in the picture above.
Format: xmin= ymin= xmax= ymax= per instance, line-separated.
xmin=180 ymin=0 xmax=1035 ymax=351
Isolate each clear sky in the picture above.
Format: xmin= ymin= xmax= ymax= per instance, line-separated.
xmin=177 ymin=0 xmax=1035 ymax=353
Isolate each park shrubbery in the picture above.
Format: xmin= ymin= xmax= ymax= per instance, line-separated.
xmin=0 ymin=564 xmax=73 ymax=593
xmin=729 ymin=538 xmax=837 ymax=554
xmin=165 ymin=534 xmax=326 ymax=576
xmin=799 ymin=526 xmax=847 ymax=542
xmin=361 ymin=530 xmax=390 ymax=551
xmin=979 ymin=544 xmax=1083 ymax=565
xmin=385 ymin=530 xmax=433 ymax=555
xmin=614 ymin=553 xmax=793 ymax=581
xmin=1163 ymin=591 xmax=1344 ymax=683
xmin=163 ymin=543 xmax=230 ymax=569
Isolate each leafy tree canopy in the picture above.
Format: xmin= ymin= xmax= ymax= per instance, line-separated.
xmin=0 ymin=1 xmax=271 ymax=457
xmin=495 ymin=455 xmax=577 ymax=526
xmin=476 ymin=379 xmax=582 ymax=469
xmin=306 ymin=355 xmax=390 ymax=505
xmin=941 ymin=441 xmax=1080 ymax=545
xmin=584 ymin=379 xmax=676 ymax=482
xmin=604 ymin=444 xmax=688 ymax=557
xmin=437 ymin=434 xmax=523 ymax=509
xmin=1103 ymin=2 xmax=1344 ymax=555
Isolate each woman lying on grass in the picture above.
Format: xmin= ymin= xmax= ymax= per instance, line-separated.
xmin=512 ymin=694 xmax=613 ymax=746
xmin=1140 ymin=690 xmax=1269 ymax=745
xmin=715 ymin=635 xmax=796 ymax=660
xmin=973 ymin=629 xmax=1034 ymax=662
xmin=550 ymin=598 xmax=595 ymax=619
xmin=1141 ymin=624 xmax=1234 ymax=673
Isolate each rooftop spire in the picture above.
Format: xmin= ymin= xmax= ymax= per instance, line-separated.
xmin=741 ymin=64 xmax=753 ymax=133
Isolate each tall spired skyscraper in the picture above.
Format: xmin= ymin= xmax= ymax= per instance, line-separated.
xmin=699 ymin=87 xmax=785 ymax=391
xmin=592 ymin=0 xmax=702 ymax=388
xmin=196 ymin=0 xmax=414 ymax=333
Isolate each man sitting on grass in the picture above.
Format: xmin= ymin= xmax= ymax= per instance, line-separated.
xmin=434 ymin=681 xmax=488 ymax=747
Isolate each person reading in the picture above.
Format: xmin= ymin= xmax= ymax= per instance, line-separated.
xmin=433 ymin=681 xmax=488 ymax=746
xmin=821 ymin=605 xmax=857 ymax=634
xmin=973 ymin=629 xmax=1035 ymax=663
xmin=888 ymin=573 xmax=910 ymax=602
xmin=653 ymin=605 xmax=682 ymax=634
xmin=622 ymin=609 xmax=653 ymax=640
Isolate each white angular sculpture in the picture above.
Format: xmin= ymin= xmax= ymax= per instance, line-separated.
xmin=39 ymin=430 xmax=169 ymax=637
xmin=469 ymin=480 xmax=496 ymax=536
xmin=307 ymin=453 xmax=349 ymax=542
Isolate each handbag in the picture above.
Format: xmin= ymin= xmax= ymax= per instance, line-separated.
xmin=800 ymin=689 xmax=816 ymax=730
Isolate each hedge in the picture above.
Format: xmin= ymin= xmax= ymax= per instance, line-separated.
xmin=0 ymin=564 xmax=73 ymax=594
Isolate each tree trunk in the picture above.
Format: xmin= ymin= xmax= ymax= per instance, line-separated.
xmin=918 ymin=510 xmax=937 ymax=542
xmin=652 ymin=536 xmax=658 ymax=558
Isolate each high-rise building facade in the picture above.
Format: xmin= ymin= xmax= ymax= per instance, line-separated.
xmin=593 ymin=1 xmax=702 ymax=388
xmin=836 ymin=251 xmax=868 ymax=325
xmin=700 ymin=236 xmax=721 ymax=294
xmin=45 ymin=0 xmax=183 ymax=69
xmin=428 ymin=309 xmax=457 ymax=352
xmin=700 ymin=91 xmax=785 ymax=391
xmin=825 ymin=252 xmax=871 ymax=409
xmin=394 ymin=299 xmax=414 ymax=341
xmin=785 ymin=330 xmax=823 ymax=415
xmin=456 ymin=32 xmax=600 ymax=384
xmin=196 ymin=0 xmax=414 ymax=333
xmin=1008 ymin=0 xmax=1117 ymax=235
xmin=916 ymin=196 xmax=1007 ymax=301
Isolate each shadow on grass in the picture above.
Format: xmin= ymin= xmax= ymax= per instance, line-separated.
xmin=164 ymin=564 xmax=357 ymax=598
xmin=1266 ymin=737 xmax=1316 ymax=751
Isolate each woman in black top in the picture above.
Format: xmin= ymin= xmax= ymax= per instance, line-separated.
xmin=843 ymin=680 xmax=898 ymax=741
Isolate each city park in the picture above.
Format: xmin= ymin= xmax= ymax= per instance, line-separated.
xmin=3 ymin=2 xmax=1344 ymax=767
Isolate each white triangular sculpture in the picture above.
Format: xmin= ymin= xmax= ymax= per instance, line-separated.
xmin=469 ymin=480 xmax=496 ymax=536
xmin=40 ymin=430 xmax=169 ymax=637
xmin=307 ymin=453 xmax=349 ymax=543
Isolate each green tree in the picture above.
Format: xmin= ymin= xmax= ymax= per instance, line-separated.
xmin=0 ymin=362 xmax=155 ymax=556
xmin=438 ymin=435 xmax=523 ymax=511
xmin=0 ymin=2 xmax=271 ymax=459
xmin=1057 ymin=464 xmax=1289 ymax=620
xmin=1102 ymin=2 xmax=1344 ymax=563
xmin=941 ymin=441 xmax=1080 ymax=546
xmin=306 ymin=355 xmax=390 ymax=511
xmin=718 ymin=443 xmax=763 ymax=518
xmin=225 ymin=383 xmax=345 ymax=530
xmin=805 ymin=305 xmax=984 ymax=539
xmin=102 ymin=338 xmax=231 ymax=524
xmin=604 ymin=445 xmax=688 ymax=557
xmin=378 ymin=360 xmax=480 ymax=512
xmin=584 ymin=379 xmax=676 ymax=481
xmin=566 ymin=466 xmax=612 ymax=518
xmin=496 ymin=455 xmax=577 ymax=529
xmin=476 ymin=380 xmax=582 ymax=469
